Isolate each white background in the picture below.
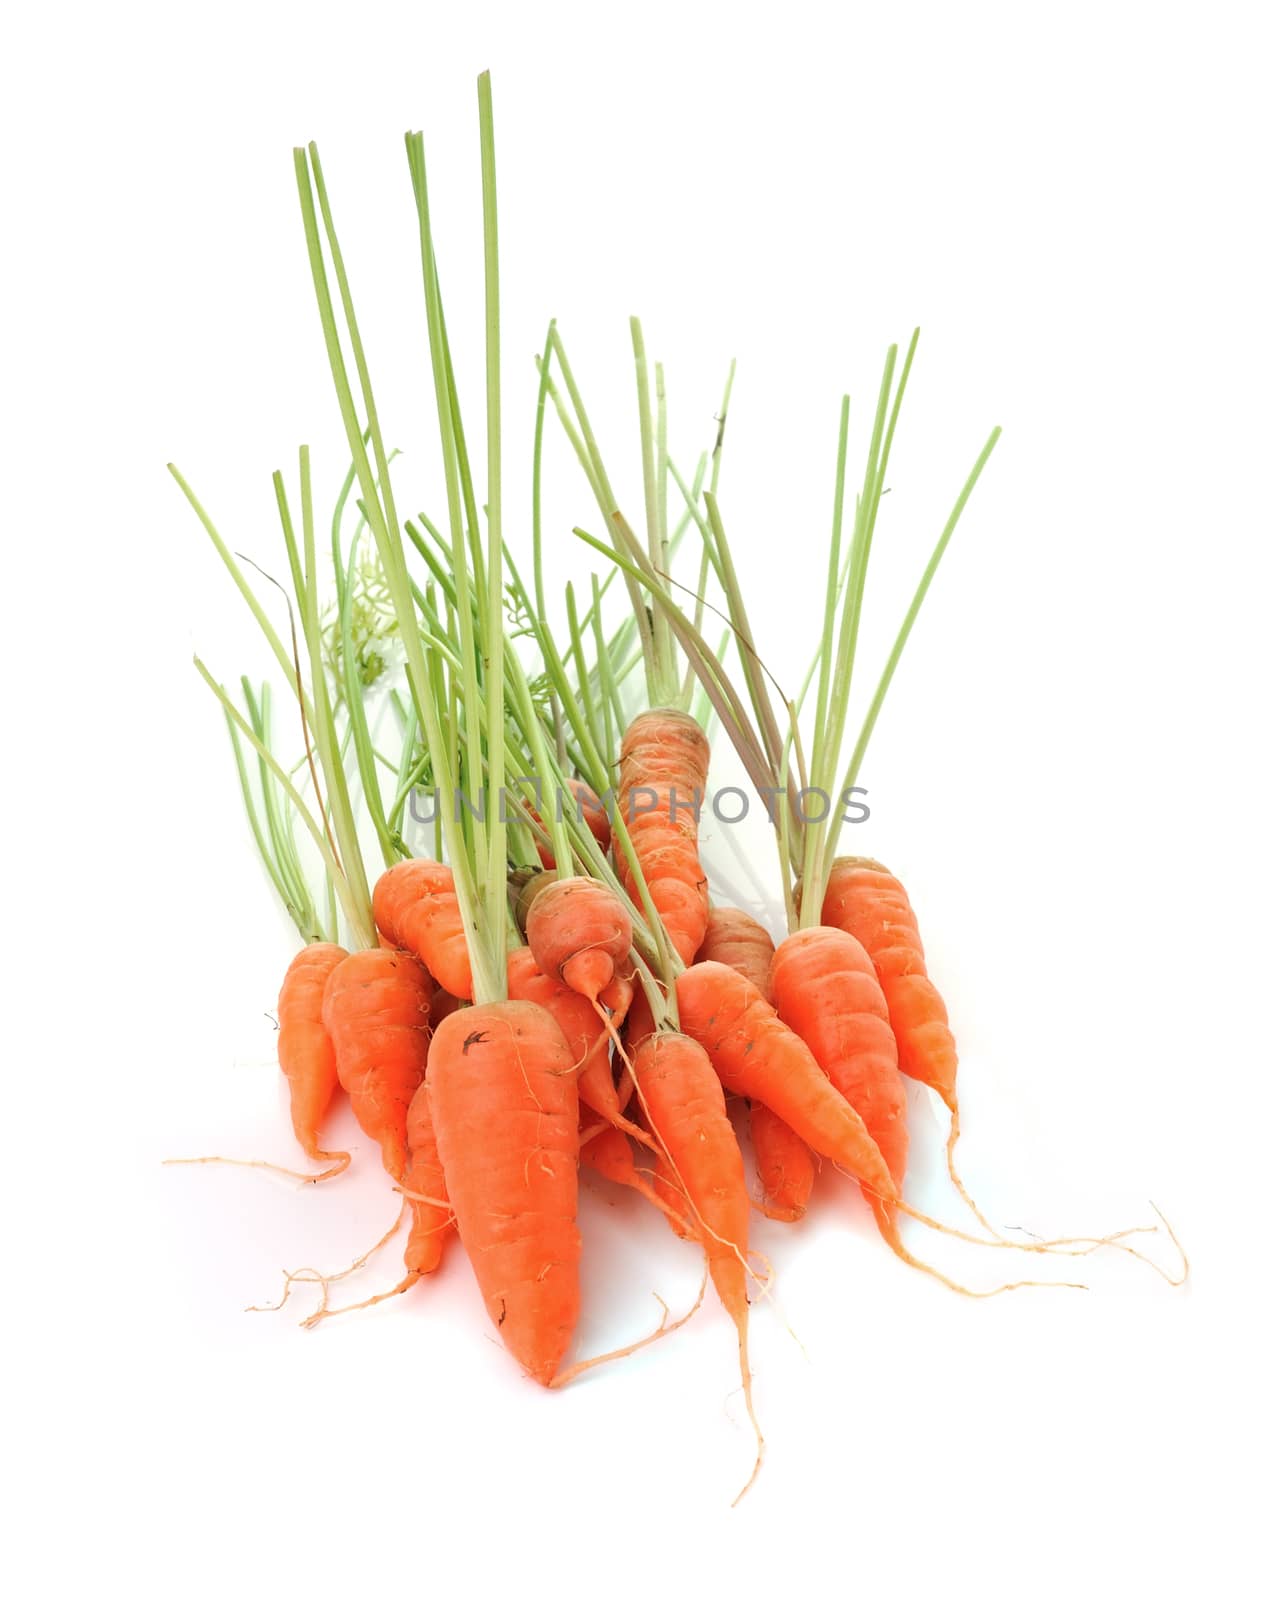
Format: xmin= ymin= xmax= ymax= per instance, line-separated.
xmin=4 ymin=3 xmax=1269 ymax=1595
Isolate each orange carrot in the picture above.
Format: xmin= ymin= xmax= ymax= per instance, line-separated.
xmin=533 ymin=778 xmax=612 ymax=868
xmin=749 ymin=1103 xmax=816 ymax=1223
xmin=820 ymin=857 xmax=987 ymax=1224
xmin=373 ymin=858 xmax=472 ymax=999
xmin=428 ymin=987 xmax=466 ymax=1030
xmin=698 ymin=906 xmax=775 ymax=999
xmin=617 ymin=708 xmax=711 ymax=966
xmin=697 ymin=907 xmax=817 ymax=1222
xmin=402 ymin=1077 xmax=453 ymax=1276
xmin=821 ymin=858 xmax=955 ymax=1104
xmin=301 ymin=1068 xmax=454 ymax=1330
xmin=631 ymin=1031 xmax=763 ymax=1497
xmin=770 ymin=926 xmax=908 ymax=1186
xmin=277 ymin=942 xmax=351 ymax=1177
xmin=579 ymin=1108 xmax=694 ymax=1233
xmin=770 ymin=926 xmax=908 ymax=1239
xmin=675 ymin=960 xmax=898 ymax=1206
xmin=428 ymin=1001 xmax=581 ymax=1386
xmin=525 ymin=875 xmax=632 ymax=1006
xmin=506 ymin=946 xmax=633 ymax=1136
xmin=322 ymin=948 xmax=432 ymax=1181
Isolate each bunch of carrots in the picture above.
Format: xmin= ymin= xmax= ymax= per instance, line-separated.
xmin=170 ymin=75 xmax=1184 ymax=1502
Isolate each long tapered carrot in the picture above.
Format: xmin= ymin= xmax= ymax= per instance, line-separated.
xmin=698 ymin=907 xmax=817 ymax=1222
xmin=617 ymin=708 xmax=712 ymax=966
xmin=676 ymin=960 xmax=899 ymax=1206
xmin=820 ymin=856 xmax=989 ymax=1226
xmin=698 ymin=906 xmax=775 ymax=998
xmin=373 ymin=858 xmax=473 ymax=1000
xmin=322 ymin=947 xmax=432 ymax=1180
xmin=770 ymin=926 xmax=908 ymax=1191
xmin=631 ymin=1030 xmax=763 ymax=1500
xmin=428 ymin=1000 xmax=582 ymax=1386
xmin=579 ymin=1108 xmax=696 ymax=1233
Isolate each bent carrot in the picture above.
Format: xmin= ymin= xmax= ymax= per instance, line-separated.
xmin=322 ymin=948 xmax=432 ymax=1180
xmin=373 ymin=858 xmax=473 ymax=999
xmin=428 ymin=1001 xmax=582 ymax=1386
xmin=617 ymin=708 xmax=712 ymax=966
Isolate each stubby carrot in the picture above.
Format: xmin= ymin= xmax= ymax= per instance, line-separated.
xmin=428 ymin=1001 xmax=581 ymax=1386
xmin=373 ymin=858 xmax=473 ymax=1000
xmin=322 ymin=948 xmax=432 ymax=1180
xmin=617 ymin=708 xmax=712 ymax=966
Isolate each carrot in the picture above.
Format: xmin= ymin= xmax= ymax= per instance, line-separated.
xmin=402 ymin=1078 xmax=453 ymax=1276
xmin=300 ymin=1073 xmax=453 ymax=1330
xmin=525 ymin=874 xmax=633 ymax=1006
xmin=631 ymin=1031 xmax=763 ymax=1500
xmin=165 ymin=941 xmax=355 ymax=1186
xmin=770 ymin=926 xmax=908 ymax=1188
xmin=697 ymin=908 xmax=817 ymax=1222
xmin=749 ymin=1103 xmax=816 ymax=1223
xmin=770 ymin=925 xmax=908 ymax=1246
xmin=428 ymin=987 xmax=466 ymax=1030
xmin=373 ymin=858 xmax=473 ymax=1000
xmin=322 ymin=948 xmax=432 ymax=1181
xmin=675 ymin=960 xmax=899 ymax=1207
xmin=698 ymin=906 xmax=775 ymax=999
xmin=533 ymin=778 xmax=612 ymax=868
xmin=278 ymin=942 xmax=353 ymax=1177
xmin=506 ymin=946 xmax=639 ymax=1139
xmin=617 ymin=708 xmax=712 ymax=966
xmin=579 ymin=1108 xmax=694 ymax=1233
xmin=428 ymin=1001 xmax=582 ymax=1386
xmin=820 ymin=856 xmax=985 ymax=1224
